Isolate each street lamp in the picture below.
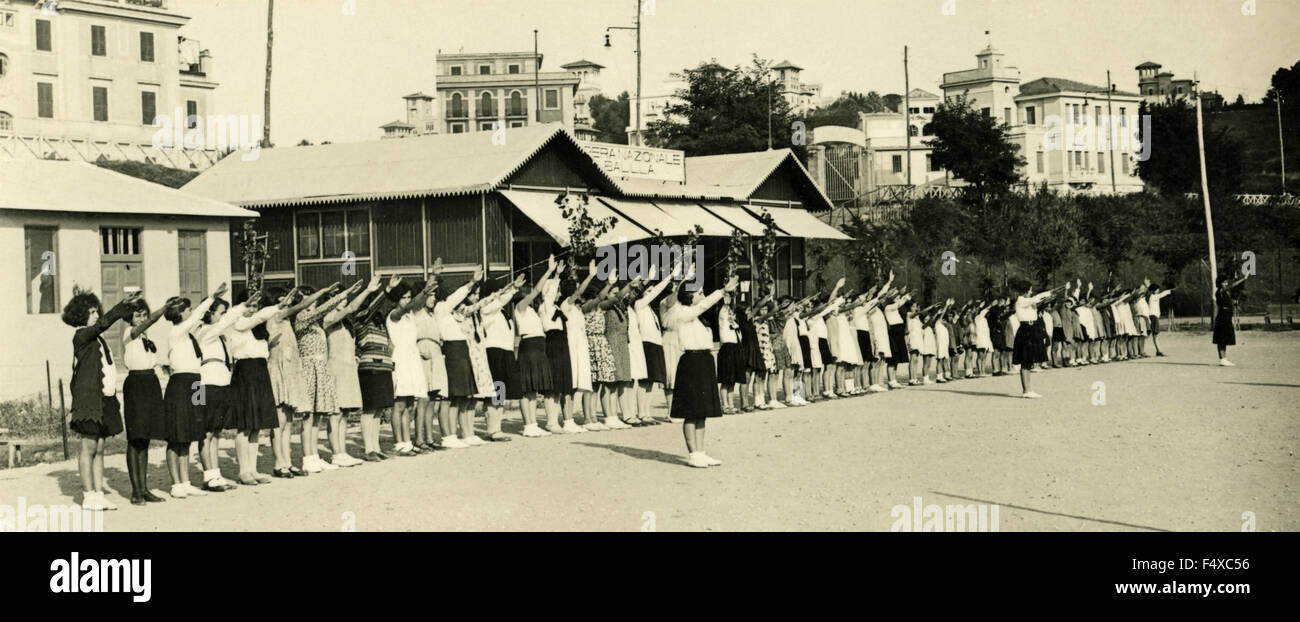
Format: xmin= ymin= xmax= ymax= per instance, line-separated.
xmin=605 ymin=0 xmax=641 ymax=145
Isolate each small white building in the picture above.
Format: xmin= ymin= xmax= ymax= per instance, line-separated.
xmin=0 ymin=159 xmax=255 ymax=400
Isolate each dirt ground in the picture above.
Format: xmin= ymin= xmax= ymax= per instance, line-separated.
xmin=1 ymin=331 xmax=1296 ymax=532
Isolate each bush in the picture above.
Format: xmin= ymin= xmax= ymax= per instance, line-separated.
xmin=0 ymin=393 xmax=63 ymax=439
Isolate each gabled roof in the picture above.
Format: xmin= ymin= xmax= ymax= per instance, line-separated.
xmin=402 ymin=91 xmax=434 ymax=100
xmin=907 ymin=88 xmax=940 ymax=100
xmin=617 ymin=149 xmax=834 ymax=210
xmin=0 ymin=160 xmax=256 ymax=218
xmin=182 ymin=124 xmax=622 ymax=209
xmin=1019 ymin=76 xmax=1138 ymax=97
xmin=380 ymin=120 xmax=414 ymax=130
xmin=1135 ymin=61 xmax=1162 ymax=70
xmin=561 ymin=59 xmax=605 ymax=70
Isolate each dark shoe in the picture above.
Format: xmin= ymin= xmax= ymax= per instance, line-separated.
xmin=272 ymin=468 xmax=295 ymax=479
xmin=142 ymin=491 xmax=166 ymax=503
xmin=288 ymin=466 xmax=307 ymax=477
xmin=374 ymin=451 xmax=390 ymax=461
xmin=130 ymin=493 xmax=147 ymax=506
xmin=202 ymin=481 xmax=230 ymax=492
xmin=487 ymin=432 xmax=513 ymax=442
xmin=362 ymin=452 xmax=380 ymax=462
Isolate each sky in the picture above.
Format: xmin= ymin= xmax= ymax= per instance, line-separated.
xmin=171 ymin=0 xmax=1300 ymax=145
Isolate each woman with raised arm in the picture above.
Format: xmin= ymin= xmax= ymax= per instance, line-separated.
xmin=160 ymin=283 xmax=223 ymax=498
xmin=603 ymin=273 xmax=640 ymax=424
xmin=716 ymin=289 xmax=745 ymax=413
xmin=1011 ymin=280 xmax=1064 ymax=398
xmin=227 ymin=288 xmax=288 ymax=485
xmin=883 ymin=286 xmax=911 ymax=389
xmin=634 ymin=262 xmax=674 ymax=422
xmin=867 ymin=283 xmax=894 ymax=391
xmin=658 ymin=263 xmax=692 ymax=415
xmin=264 ymin=285 xmax=309 ymax=476
xmin=1146 ymin=280 xmax=1174 ymax=357
xmin=667 ymin=275 xmax=740 ymax=468
xmin=64 ymin=287 xmax=141 ymax=510
xmin=515 ymin=258 xmax=560 ymax=437
xmin=434 ymin=268 xmax=484 ymax=448
xmin=539 ymin=259 xmax=575 ymax=433
xmin=585 ymin=269 xmax=622 ymax=428
xmin=765 ymin=296 xmax=793 ymax=407
xmin=563 ymin=260 xmax=599 ymax=430
xmin=351 ymin=275 xmax=404 ymax=460
xmin=194 ymin=290 xmax=250 ymax=491
xmin=749 ymin=291 xmax=779 ymax=407
xmin=1214 ymin=272 xmax=1249 ymax=366
xmin=293 ymin=282 xmax=349 ymax=473
xmin=388 ymin=277 xmax=439 ymax=455
xmin=325 ymin=275 xmax=383 ymax=459
xmin=779 ymin=296 xmax=807 ymax=403
xmin=121 ymin=295 xmax=179 ymax=505
xmin=408 ymin=264 xmax=447 ymax=451
xmin=479 ymin=274 xmax=525 ymax=440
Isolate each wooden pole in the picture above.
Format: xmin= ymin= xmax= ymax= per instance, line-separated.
xmin=58 ymin=378 xmax=68 ymax=460
xmin=904 ymin=46 xmax=911 ymax=188
xmin=1195 ymin=82 xmax=1218 ymax=317
xmin=262 ymin=0 xmax=274 ymax=148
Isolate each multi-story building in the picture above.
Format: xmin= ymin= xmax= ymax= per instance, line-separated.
xmin=941 ymin=45 xmax=1145 ymax=194
xmin=0 ymin=0 xmax=221 ymax=169
xmin=1135 ymin=61 xmax=1225 ymax=108
xmin=857 ymin=87 xmax=948 ymax=189
xmin=383 ymin=50 xmax=580 ymax=137
xmin=771 ymin=59 xmax=823 ymax=115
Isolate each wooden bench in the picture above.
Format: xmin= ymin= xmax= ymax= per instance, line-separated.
xmin=0 ymin=428 xmax=32 ymax=468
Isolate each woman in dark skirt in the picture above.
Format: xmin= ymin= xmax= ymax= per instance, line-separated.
xmin=539 ymin=264 xmax=575 ymax=432
xmin=514 ymin=259 xmax=560 ymax=437
xmin=227 ymin=289 xmax=284 ymax=484
xmin=196 ymin=295 xmax=245 ymax=491
xmin=716 ymin=294 xmax=745 ymax=413
xmin=352 ymin=277 xmax=404 ymax=460
xmin=162 ymin=283 xmax=224 ymax=499
xmin=434 ymin=270 xmax=485 ymax=448
xmin=63 ymin=287 xmax=138 ymax=511
xmin=1010 ymin=279 xmax=1062 ymax=398
xmin=737 ymin=304 xmax=761 ymax=410
xmin=667 ymin=275 xmax=739 ymax=468
xmin=1213 ymin=273 xmax=1249 ymax=366
xmin=121 ymin=297 xmax=174 ymax=505
xmin=634 ymin=271 xmax=674 ymax=424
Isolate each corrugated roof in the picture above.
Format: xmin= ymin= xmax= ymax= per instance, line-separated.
xmin=0 ymin=160 xmax=257 ymax=218
xmin=616 ymin=149 xmax=835 ymax=211
xmin=182 ymin=124 xmax=622 ymax=208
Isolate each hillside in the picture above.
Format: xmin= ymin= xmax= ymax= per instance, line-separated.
xmin=1207 ymin=104 xmax=1298 ymax=194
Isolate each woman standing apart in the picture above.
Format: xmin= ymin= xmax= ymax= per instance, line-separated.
xmin=667 ymin=275 xmax=740 ymax=468
xmin=1214 ymin=273 xmax=1249 ymax=366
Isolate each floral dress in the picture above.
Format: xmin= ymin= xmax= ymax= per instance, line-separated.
xmin=267 ymin=316 xmax=310 ymax=412
xmin=756 ymin=321 xmax=777 ymax=371
xmin=295 ymin=309 xmax=337 ymax=414
xmin=586 ymin=307 xmax=616 ymax=384
xmin=459 ymin=314 xmax=496 ymax=398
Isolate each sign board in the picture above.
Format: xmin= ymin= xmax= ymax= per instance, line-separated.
xmin=581 ymin=143 xmax=686 ymax=183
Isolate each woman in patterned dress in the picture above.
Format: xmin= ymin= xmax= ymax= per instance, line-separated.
xmin=294 ymin=282 xmax=353 ymax=473
xmin=563 ymin=262 xmax=600 ymax=429
xmin=585 ymin=272 xmax=622 ymax=428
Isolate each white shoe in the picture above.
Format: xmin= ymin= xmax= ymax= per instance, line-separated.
xmin=768 ymin=400 xmax=786 ymax=409
xmin=563 ymin=421 xmax=588 ymax=434
xmin=332 ymin=454 xmax=360 ymax=467
xmin=888 ymin=381 xmax=903 ymax=389
xmin=701 ymin=454 xmax=722 ymax=466
xmin=169 ymin=483 xmax=189 ymax=499
xmin=302 ymin=457 xmax=324 ymax=473
xmin=319 ymin=456 xmax=341 ymax=470
xmin=1021 ymin=391 xmax=1043 ymax=399
xmin=81 ymin=492 xmax=107 ymax=511
xmin=923 ymin=378 xmax=934 ymax=385
xmin=537 ymin=425 xmax=553 ymax=436
xmin=544 ymin=424 xmax=566 ymax=435
xmin=604 ymin=419 xmax=631 ymax=430
xmin=686 ymin=452 xmax=711 ymax=468
xmin=182 ymin=482 xmax=208 ymax=496
xmin=440 ymin=436 xmax=469 ymax=449
xmin=522 ymin=424 xmax=545 ymax=438
xmin=1219 ymin=359 xmax=1235 ymax=367
xmin=584 ymin=422 xmax=606 ymax=432
xmin=868 ymin=384 xmax=886 ymax=393
xmin=464 ymin=435 xmax=487 ymax=446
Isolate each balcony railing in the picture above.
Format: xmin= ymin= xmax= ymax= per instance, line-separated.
xmin=476 ymin=107 xmax=497 ymax=118
xmin=122 ymin=0 xmax=169 ymax=9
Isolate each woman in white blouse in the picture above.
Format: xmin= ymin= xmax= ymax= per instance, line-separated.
xmin=665 ymin=274 xmax=738 ymax=468
xmin=161 ymin=283 xmax=224 ymax=499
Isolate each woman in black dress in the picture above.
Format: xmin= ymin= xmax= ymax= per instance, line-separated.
xmin=1213 ymin=273 xmax=1249 ymax=366
xmin=666 ymin=275 xmax=740 ymax=468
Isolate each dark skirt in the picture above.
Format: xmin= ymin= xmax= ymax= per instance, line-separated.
xmin=740 ymin=323 xmax=762 ymax=372
xmin=716 ymin=342 xmax=745 ymax=386
xmin=670 ymin=351 xmax=723 ymax=421
xmin=164 ymin=372 xmax=205 ymax=444
xmin=516 ymin=336 xmax=554 ymax=395
xmin=231 ymin=358 xmax=278 ymax=431
xmin=1013 ymin=320 xmax=1046 ymax=366
xmin=818 ymin=337 xmax=833 ymax=365
xmin=643 ymin=341 xmax=667 ymax=385
xmin=71 ymin=395 xmax=124 ymax=439
xmin=123 ymin=370 xmax=164 ymax=441
xmin=487 ymin=347 xmax=522 ymax=400
xmin=1149 ymin=315 xmax=1160 ymax=335
xmin=202 ymin=384 xmax=235 ymax=432
xmin=857 ymin=330 xmax=876 ymax=363
xmin=545 ymin=329 xmax=574 ymax=392
xmin=358 ymin=369 xmax=395 ymax=411
xmin=1052 ymin=326 xmax=1066 ymax=342
xmin=797 ymin=335 xmax=812 ymax=370
xmin=1101 ymin=308 xmax=1116 ymax=339
xmin=1212 ymin=312 xmax=1235 ymax=346
xmin=443 ymin=340 xmax=475 ymax=398
xmin=887 ymin=323 xmax=908 ymax=365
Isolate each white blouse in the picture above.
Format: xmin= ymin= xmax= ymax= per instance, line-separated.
xmin=515 ymin=306 xmax=545 ymax=338
xmin=197 ymin=303 xmax=244 ymax=387
xmin=122 ymin=326 xmax=157 ymax=372
xmin=228 ymin=306 xmax=279 ymax=360
xmin=667 ymin=290 xmax=725 ymax=351
xmin=434 ymin=281 xmax=475 ymax=342
xmin=167 ymin=297 xmax=214 ymax=374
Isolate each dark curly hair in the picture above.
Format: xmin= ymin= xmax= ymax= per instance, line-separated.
xmin=61 ymin=286 xmax=102 ymax=328
xmin=202 ymin=297 xmax=230 ymax=324
xmin=163 ymin=296 xmax=191 ymax=324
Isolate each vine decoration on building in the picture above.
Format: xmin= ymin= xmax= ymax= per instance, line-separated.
xmin=754 ymin=209 xmax=778 ymax=299
xmin=236 ymin=220 xmax=277 ymax=294
xmin=556 ymin=191 xmax=617 ymax=280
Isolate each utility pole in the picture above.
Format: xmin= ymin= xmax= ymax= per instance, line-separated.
xmin=1276 ymin=92 xmax=1287 ymax=194
xmin=534 ymin=30 xmax=540 ymax=123
xmin=904 ymin=45 xmax=911 ymax=187
xmin=634 ymin=0 xmax=641 ymax=147
xmin=262 ymin=0 xmax=273 ymax=148
xmin=1106 ymin=69 xmax=1117 ymax=193
xmin=1195 ymin=74 xmax=1218 ymax=310
xmin=767 ymin=65 xmax=773 ymax=150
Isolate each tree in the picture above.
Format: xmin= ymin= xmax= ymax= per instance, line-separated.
xmin=1263 ymin=60 xmax=1300 ymax=116
xmin=1136 ymin=99 xmax=1245 ymax=196
xmin=806 ymin=91 xmax=889 ymax=128
xmin=588 ymin=92 xmax=630 ymax=144
xmin=646 ymin=56 xmax=805 ymax=160
xmin=925 ymin=95 xmax=1025 ymax=199
xmin=882 ymin=93 xmax=903 ymax=113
